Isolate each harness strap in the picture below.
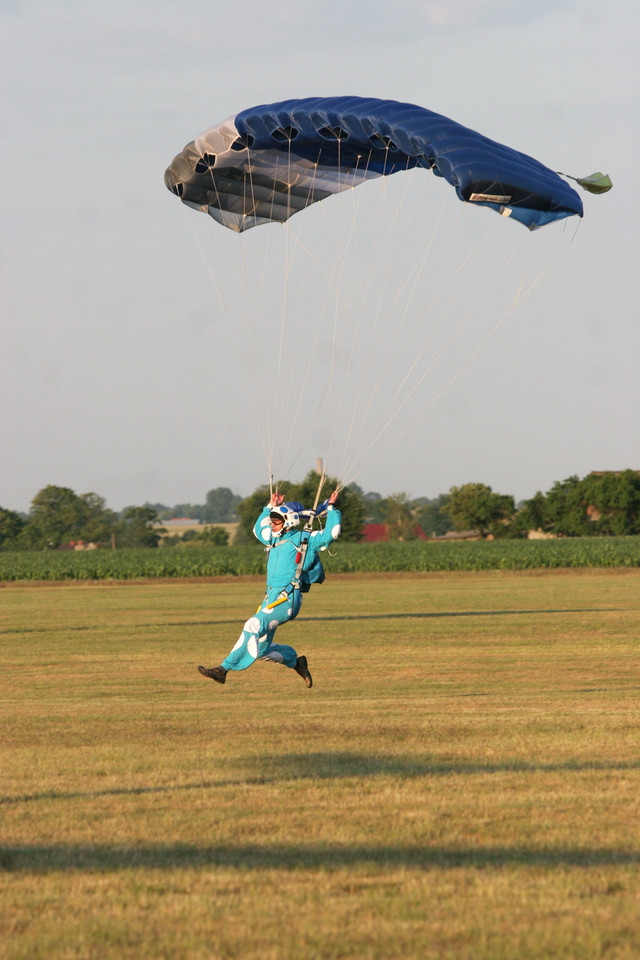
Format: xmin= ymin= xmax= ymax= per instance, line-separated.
xmin=264 ymin=472 xmax=328 ymax=608
xmin=291 ymin=472 xmax=326 ymax=590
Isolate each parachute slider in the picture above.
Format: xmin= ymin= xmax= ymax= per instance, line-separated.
xmin=558 ymin=171 xmax=613 ymax=194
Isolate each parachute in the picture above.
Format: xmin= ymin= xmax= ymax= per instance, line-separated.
xmin=165 ymin=96 xmax=585 ymax=232
xmin=165 ymin=97 xmax=608 ymax=492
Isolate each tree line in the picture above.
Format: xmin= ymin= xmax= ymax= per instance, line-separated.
xmin=1 ymin=470 xmax=639 ymax=551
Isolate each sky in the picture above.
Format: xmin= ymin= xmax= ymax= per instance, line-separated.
xmin=2 ymin=0 xmax=639 ymax=514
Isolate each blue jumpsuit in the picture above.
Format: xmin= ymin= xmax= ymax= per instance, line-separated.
xmin=221 ymin=504 xmax=342 ymax=672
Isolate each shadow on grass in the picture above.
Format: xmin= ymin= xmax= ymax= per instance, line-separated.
xmin=7 ymin=607 xmax=623 ymax=636
xmin=4 ymin=753 xmax=640 ymax=808
xmin=170 ymin=607 xmax=625 ymax=629
xmin=1 ymin=840 xmax=638 ymax=873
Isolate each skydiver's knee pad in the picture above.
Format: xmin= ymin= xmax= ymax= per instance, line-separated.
xmin=243 ymin=616 xmax=262 ymax=636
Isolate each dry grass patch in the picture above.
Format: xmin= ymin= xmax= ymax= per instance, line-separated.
xmin=1 ymin=571 xmax=639 ymax=958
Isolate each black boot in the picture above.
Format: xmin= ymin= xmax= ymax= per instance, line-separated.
xmin=294 ymin=655 xmax=313 ymax=688
xmin=198 ymin=665 xmax=227 ymax=684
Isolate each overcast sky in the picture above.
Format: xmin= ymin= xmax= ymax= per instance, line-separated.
xmin=2 ymin=0 xmax=638 ymax=513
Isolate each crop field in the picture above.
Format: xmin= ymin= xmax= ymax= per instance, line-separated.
xmin=2 ymin=535 xmax=640 ymax=581
xmin=2 ymin=570 xmax=640 ymax=959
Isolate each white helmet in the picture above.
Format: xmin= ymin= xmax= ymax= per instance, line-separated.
xmin=269 ymin=501 xmax=302 ymax=532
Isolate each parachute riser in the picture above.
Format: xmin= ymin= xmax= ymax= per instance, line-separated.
xmin=291 ymin=470 xmax=326 ymax=589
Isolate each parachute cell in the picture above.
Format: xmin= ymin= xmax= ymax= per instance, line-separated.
xmin=165 ymin=96 xmax=583 ymax=232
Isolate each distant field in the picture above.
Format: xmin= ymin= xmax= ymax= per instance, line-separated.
xmin=157 ymin=522 xmax=239 ymax=541
xmin=2 ymin=535 xmax=640 ymax=581
xmin=2 ymin=570 xmax=639 ymax=959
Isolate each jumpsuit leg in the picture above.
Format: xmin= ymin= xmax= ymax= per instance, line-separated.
xmin=222 ymin=591 xmax=302 ymax=672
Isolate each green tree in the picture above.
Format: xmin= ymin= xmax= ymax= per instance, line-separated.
xmin=200 ymin=525 xmax=230 ymax=545
xmin=362 ymin=491 xmax=386 ymax=524
xmin=543 ymin=476 xmax=590 ymax=536
xmin=166 ymin=502 xmax=203 ymax=521
xmin=515 ymin=490 xmax=548 ymax=536
xmin=143 ymin=501 xmax=172 ymax=519
xmin=23 ymin=486 xmax=117 ymax=549
xmin=202 ymin=487 xmax=241 ymax=523
xmin=176 ymin=525 xmax=230 ymax=546
xmin=447 ymin=483 xmax=516 ymax=538
xmin=579 ymin=470 xmax=640 ymax=535
xmin=117 ymin=507 xmax=163 ymax=548
xmin=384 ymin=493 xmax=416 ymax=540
xmin=25 ymin=486 xmax=84 ymax=547
xmin=236 ymin=484 xmax=273 ymax=544
xmin=76 ymin=493 xmax=118 ymax=544
xmin=0 ymin=507 xmax=26 ymax=548
xmin=414 ymin=495 xmax=454 ymax=538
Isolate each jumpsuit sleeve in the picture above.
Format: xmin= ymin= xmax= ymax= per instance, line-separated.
xmin=253 ymin=506 xmax=273 ymax=545
xmin=309 ymin=506 xmax=342 ymax=550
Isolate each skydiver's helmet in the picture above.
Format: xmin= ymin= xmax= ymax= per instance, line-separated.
xmin=269 ymin=501 xmax=303 ymax=533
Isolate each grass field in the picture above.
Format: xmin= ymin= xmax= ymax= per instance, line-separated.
xmin=2 ymin=570 xmax=639 ymax=959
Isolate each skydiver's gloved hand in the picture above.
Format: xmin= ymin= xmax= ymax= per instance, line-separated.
xmin=269 ymin=492 xmax=285 ymax=508
xmin=328 ymin=489 xmax=340 ymax=508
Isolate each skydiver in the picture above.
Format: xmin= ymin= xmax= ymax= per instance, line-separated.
xmin=198 ymin=489 xmax=341 ymax=689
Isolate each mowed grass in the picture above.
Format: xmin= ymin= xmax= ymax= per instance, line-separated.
xmin=1 ymin=571 xmax=639 ymax=960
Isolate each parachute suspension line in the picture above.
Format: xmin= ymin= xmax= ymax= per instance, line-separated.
xmin=238 ymin=226 xmax=277 ymax=478
xmin=275 ymin=143 xmax=368 ymax=483
xmin=336 ymin=181 xmax=469 ymax=482
xmin=342 ymin=242 xmax=536 ymax=486
xmin=281 ymin=150 xmax=342 ymax=472
xmin=387 ymin=219 xmax=499 ymax=406
xmin=321 ymin=150 xmax=385 ymax=476
xmin=271 ymin=140 xmax=368 ymax=484
xmin=265 ymin=147 xmax=298 ymax=485
xmin=302 ymin=156 xmax=436 ymax=486
xmin=362 ymin=208 xmax=491 ymax=431
xmin=324 ymin=134 xmax=354 ymax=440
xmin=274 ymin=139 xmax=348 ymax=482
xmin=343 ymin=199 xmax=484 ymax=446
xmin=235 ymin=148 xmax=294 ymax=485
xmin=325 ymin=153 xmax=417 ymax=480
xmin=278 ymin=148 xmax=379 ymax=484
xmin=276 ymin=159 xmax=339 ymax=480
xmin=324 ymin=148 xmax=425 ymax=478
xmin=182 ymin=206 xmax=229 ymax=317
xmin=368 ymin=169 xmax=438 ymax=325
xmin=234 ymin=154 xmax=280 ymax=478
xmin=511 ymin=222 xmax=574 ymax=307
xmin=199 ymin=152 xmax=275 ymax=475
xmin=335 ymin=172 xmax=446 ymax=479
xmin=325 ymin=145 xmax=400 ymax=478
xmin=307 ymin=147 xmax=373 ymax=479
xmin=280 ymin=245 xmax=344 ymax=482
xmin=341 ymin=228 xmax=512 ymax=484
xmin=400 ymin=197 xmax=470 ymax=341
xmin=339 ymin=225 xmax=558 ymax=490
xmin=181 ymin=206 xmax=272 ymax=473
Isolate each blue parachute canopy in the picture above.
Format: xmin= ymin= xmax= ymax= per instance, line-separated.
xmin=165 ymin=96 xmax=583 ymax=232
